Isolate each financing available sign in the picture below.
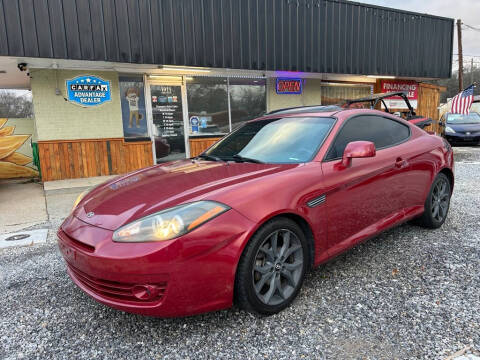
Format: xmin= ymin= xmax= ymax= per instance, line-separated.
xmin=380 ymin=80 xmax=418 ymax=109
xmin=66 ymin=75 xmax=111 ymax=107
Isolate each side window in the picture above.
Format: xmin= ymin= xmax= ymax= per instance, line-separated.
xmin=325 ymin=115 xmax=410 ymax=160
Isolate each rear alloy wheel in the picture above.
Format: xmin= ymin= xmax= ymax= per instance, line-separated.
xmin=415 ymin=173 xmax=451 ymax=229
xmin=235 ymin=218 xmax=308 ymax=315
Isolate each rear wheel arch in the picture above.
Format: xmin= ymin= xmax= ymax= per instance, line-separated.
xmin=414 ymin=171 xmax=452 ymax=229
xmin=439 ymin=167 xmax=454 ymax=191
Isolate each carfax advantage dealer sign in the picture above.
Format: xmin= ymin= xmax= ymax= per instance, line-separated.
xmin=66 ymin=75 xmax=112 ymax=107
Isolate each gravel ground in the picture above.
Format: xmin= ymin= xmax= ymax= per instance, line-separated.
xmin=1 ymin=147 xmax=479 ymax=360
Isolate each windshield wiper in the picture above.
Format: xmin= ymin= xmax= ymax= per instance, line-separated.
xmin=195 ymin=154 xmax=227 ymax=163
xmin=232 ymin=154 xmax=264 ymax=164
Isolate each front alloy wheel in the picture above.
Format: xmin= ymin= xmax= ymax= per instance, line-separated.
xmin=235 ymin=217 xmax=308 ymax=315
xmin=253 ymin=229 xmax=303 ymax=306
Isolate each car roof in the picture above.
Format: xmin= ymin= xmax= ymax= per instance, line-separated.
xmin=264 ymin=105 xmax=343 ymax=115
xmin=255 ymin=107 xmax=393 ymax=121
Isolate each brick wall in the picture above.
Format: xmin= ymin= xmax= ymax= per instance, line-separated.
xmin=30 ymin=69 xmax=123 ymax=141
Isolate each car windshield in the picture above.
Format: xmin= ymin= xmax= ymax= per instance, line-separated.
xmin=446 ymin=113 xmax=480 ymax=124
xmin=203 ymin=117 xmax=335 ymax=164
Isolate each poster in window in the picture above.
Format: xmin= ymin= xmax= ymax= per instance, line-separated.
xmin=150 ymin=85 xmax=186 ymax=162
xmin=119 ymin=76 xmax=148 ymax=139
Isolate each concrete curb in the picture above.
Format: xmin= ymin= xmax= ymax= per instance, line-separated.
xmin=43 ymin=175 xmax=116 ymax=195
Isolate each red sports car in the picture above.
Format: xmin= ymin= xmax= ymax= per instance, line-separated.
xmin=58 ymin=107 xmax=454 ymax=317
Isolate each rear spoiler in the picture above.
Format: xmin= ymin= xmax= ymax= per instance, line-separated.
xmin=408 ymin=117 xmax=432 ymax=129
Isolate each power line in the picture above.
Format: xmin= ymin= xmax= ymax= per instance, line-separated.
xmin=453 ymin=58 xmax=480 ymax=61
xmin=452 ymin=58 xmax=480 ymax=63
xmin=462 ymin=23 xmax=480 ymax=32
xmin=453 ymin=54 xmax=480 ymax=58
xmin=453 ymin=60 xmax=480 ymax=64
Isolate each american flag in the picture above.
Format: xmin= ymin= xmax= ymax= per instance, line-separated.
xmin=451 ymin=85 xmax=475 ymax=114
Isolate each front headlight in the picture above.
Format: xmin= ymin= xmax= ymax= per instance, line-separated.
xmin=112 ymin=201 xmax=230 ymax=243
xmin=72 ymin=189 xmax=90 ymax=211
xmin=445 ymin=126 xmax=455 ymax=134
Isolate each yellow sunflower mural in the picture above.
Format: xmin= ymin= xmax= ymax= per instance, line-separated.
xmin=0 ymin=118 xmax=39 ymax=178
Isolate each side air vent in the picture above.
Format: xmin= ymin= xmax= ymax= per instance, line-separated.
xmin=307 ymin=194 xmax=326 ymax=208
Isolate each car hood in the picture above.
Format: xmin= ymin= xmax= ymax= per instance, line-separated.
xmin=72 ymin=160 xmax=296 ymax=231
xmin=447 ymin=123 xmax=480 ymax=133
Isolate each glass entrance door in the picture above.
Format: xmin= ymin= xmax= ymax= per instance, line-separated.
xmin=149 ymin=83 xmax=187 ymax=163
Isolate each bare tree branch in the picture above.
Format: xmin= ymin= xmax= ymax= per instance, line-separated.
xmin=0 ymin=90 xmax=33 ymax=118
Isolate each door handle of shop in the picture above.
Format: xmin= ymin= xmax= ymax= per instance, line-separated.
xmin=395 ymin=157 xmax=408 ymax=168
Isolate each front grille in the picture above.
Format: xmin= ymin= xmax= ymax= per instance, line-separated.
xmin=68 ymin=265 xmax=167 ymax=305
xmin=458 ymin=131 xmax=480 ymax=135
xmin=58 ymin=229 xmax=95 ymax=253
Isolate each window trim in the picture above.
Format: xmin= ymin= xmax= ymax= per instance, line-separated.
xmin=322 ymin=113 xmax=412 ymax=162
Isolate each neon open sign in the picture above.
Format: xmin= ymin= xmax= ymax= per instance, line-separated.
xmin=276 ymin=78 xmax=303 ymax=94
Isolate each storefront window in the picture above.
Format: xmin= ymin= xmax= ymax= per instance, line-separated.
xmin=321 ymin=84 xmax=372 ymax=105
xmin=186 ymin=77 xmax=228 ymax=135
xmin=229 ymin=78 xmax=266 ymax=131
xmin=186 ymin=76 xmax=267 ymax=135
xmin=119 ymin=76 xmax=148 ymax=139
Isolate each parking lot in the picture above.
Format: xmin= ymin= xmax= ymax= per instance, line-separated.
xmin=1 ymin=147 xmax=479 ymax=360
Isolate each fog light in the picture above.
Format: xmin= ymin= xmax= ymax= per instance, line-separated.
xmin=131 ymin=284 xmax=159 ymax=300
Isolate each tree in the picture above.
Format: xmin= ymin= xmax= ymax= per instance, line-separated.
xmin=433 ymin=66 xmax=479 ymax=103
xmin=0 ymin=90 xmax=34 ymax=118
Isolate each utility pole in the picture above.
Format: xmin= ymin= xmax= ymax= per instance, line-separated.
xmin=457 ymin=19 xmax=463 ymax=91
xmin=471 ymin=58 xmax=474 ymax=85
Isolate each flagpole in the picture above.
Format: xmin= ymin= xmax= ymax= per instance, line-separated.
xmin=444 ymin=82 xmax=475 ymax=118
xmin=462 ymin=82 xmax=477 ymax=92
xmin=448 ymin=82 xmax=477 ymax=106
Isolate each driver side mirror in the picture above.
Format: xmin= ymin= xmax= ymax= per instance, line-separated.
xmin=340 ymin=141 xmax=376 ymax=168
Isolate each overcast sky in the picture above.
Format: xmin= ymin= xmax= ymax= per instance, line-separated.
xmin=360 ymin=0 xmax=480 ymax=68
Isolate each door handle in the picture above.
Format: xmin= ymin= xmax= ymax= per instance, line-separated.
xmin=395 ymin=157 xmax=408 ymax=168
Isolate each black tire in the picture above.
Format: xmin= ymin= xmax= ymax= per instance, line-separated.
xmin=415 ymin=173 xmax=451 ymax=229
xmin=234 ymin=217 xmax=309 ymax=315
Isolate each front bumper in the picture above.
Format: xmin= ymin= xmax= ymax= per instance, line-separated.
xmin=445 ymin=133 xmax=480 ymax=144
xmin=57 ymin=209 xmax=255 ymax=317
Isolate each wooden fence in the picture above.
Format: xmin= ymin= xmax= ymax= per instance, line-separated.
xmin=189 ymin=137 xmax=222 ymax=158
xmin=417 ymin=83 xmax=445 ymax=133
xmin=38 ymin=138 xmax=153 ymax=181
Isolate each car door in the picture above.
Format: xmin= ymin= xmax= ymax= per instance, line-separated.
xmin=320 ymin=114 xmax=412 ymax=257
